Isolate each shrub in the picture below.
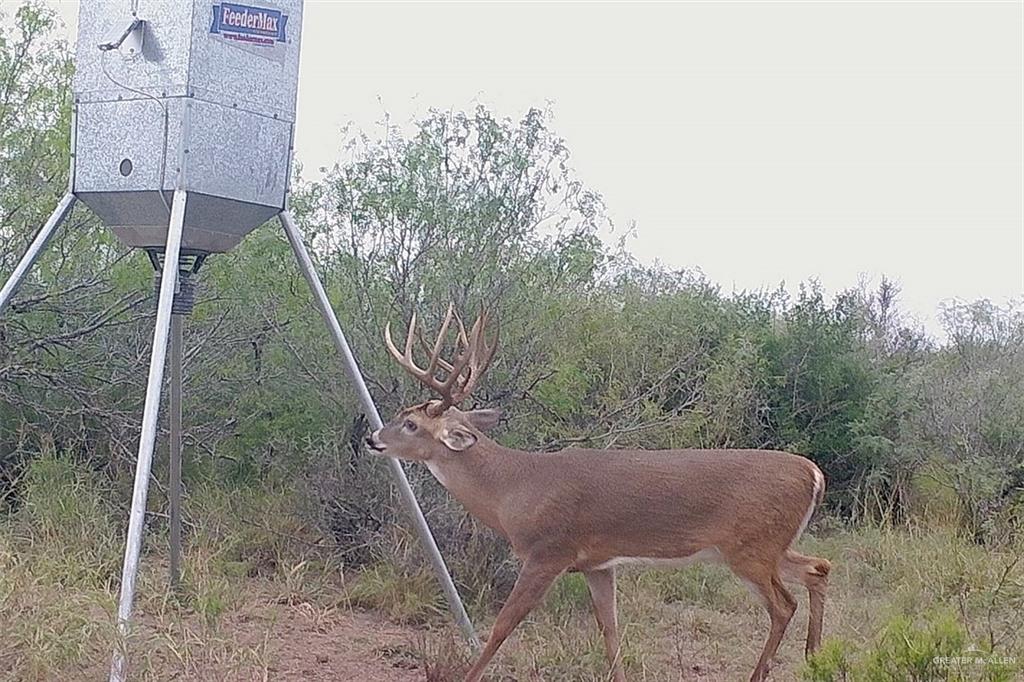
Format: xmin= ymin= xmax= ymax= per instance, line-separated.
xmin=803 ymin=611 xmax=1020 ymax=682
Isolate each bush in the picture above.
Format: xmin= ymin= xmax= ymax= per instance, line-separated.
xmin=803 ymin=611 xmax=1020 ymax=681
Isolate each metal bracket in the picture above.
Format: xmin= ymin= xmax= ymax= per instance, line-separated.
xmin=98 ymin=17 xmax=144 ymax=59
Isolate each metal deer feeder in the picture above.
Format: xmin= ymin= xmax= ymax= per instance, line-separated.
xmin=0 ymin=2 xmax=478 ymax=679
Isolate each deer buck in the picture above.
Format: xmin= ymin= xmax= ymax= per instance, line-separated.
xmin=365 ymin=304 xmax=831 ymax=682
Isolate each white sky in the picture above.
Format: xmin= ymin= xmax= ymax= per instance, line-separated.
xmin=19 ymin=1 xmax=1024 ymax=337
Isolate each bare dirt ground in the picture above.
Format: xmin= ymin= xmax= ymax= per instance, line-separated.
xmin=109 ymin=581 xmax=802 ymax=682
xmin=125 ymin=593 xmax=777 ymax=682
xmin=150 ymin=599 xmax=435 ymax=682
xmin=234 ymin=604 xmax=426 ymax=682
xmin=64 ymin=591 xmax=439 ymax=682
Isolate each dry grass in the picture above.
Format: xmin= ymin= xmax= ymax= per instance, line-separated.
xmin=1 ymin=455 xmax=1022 ymax=681
xmin=0 ymin=454 xmax=356 ymax=681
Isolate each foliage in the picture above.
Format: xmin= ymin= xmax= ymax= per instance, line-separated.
xmin=0 ymin=3 xmax=151 ymax=499
xmin=897 ymin=301 xmax=1024 ymax=540
xmin=803 ymin=611 xmax=1019 ymax=681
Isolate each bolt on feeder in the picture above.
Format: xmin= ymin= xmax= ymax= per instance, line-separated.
xmin=0 ymin=2 xmax=479 ymax=679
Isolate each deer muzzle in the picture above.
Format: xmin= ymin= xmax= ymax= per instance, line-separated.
xmin=365 ymin=430 xmax=386 ymax=453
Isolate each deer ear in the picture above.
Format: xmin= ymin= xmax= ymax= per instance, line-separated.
xmin=440 ymin=426 xmax=478 ymax=452
xmin=463 ymin=408 xmax=503 ymax=432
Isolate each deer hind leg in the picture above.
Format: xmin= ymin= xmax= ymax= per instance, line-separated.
xmin=584 ymin=567 xmax=626 ymax=682
xmin=779 ymin=549 xmax=831 ymax=657
xmin=733 ymin=562 xmax=797 ymax=682
xmin=463 ymin=557 xmax=565 ymax=682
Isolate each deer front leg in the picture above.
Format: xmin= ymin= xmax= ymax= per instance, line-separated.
xmin=464 ymin=557 xmax=566 ymax=682
xmin=584 ymin=567 xmax=626 ymax=682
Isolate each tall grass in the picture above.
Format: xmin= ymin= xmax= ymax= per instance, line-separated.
xmin=0 ymin=452 xmax=340 ymax=681
xmin=0 ymin=453 xmax=120 ymax=680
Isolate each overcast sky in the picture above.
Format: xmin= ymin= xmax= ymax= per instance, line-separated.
xmin=23 ymin=1 xmax=1024 ymax=337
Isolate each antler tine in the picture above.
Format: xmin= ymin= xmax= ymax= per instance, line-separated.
xmin=416 ymin=329 xmax=457 ymax=373
xmin=383 ymin=320 xmax=409 ymax=367
xmin=385 ymin=304 xmax=498 ymax=415
xmin=430 ymin=306 xmax=471 ymax=390
xmin=422 ymin=303 xmax=455 ymax=376
xmin=404 ymin=311 xmax=418 ymax=358
xmin=435 ymin=315 xmax=471 ymax=392
xmin=480 ymin=312 xmax=499 ymax=368
xmin=453 ymin=312 xmax=484 ymax=393
xmin=447 ymin=307 xmax=499 ymax=404
xmin=451 ymin=308 xmax=471 ymax=348
xmin=385 ymin=312 xmax=436 ymax=387
xmin=469 ymin=308 xmax=492 ymax=359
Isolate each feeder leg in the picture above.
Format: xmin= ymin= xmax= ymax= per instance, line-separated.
xmin=278 ymin=210 xmax=481 ymax=652
xmin=168 ymin=314 xmax=183 ymax=591
xmin=0 ymin=193 xmax=77 ymax=316
xmin=109 ymin=189 xmax=187 ymax=682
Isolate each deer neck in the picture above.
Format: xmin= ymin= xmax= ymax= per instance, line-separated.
xmin=424 ymin=436 xmax=528 ymax=535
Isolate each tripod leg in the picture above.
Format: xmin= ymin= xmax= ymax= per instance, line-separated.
xmin=168 ymin=314 xmax=184 ymax=591
xmin=109 ymin=189 xmax=187 ymax=682
xmin=278 ymin=210 xmax=481 ymax=652
xmin=0 ymin=193 xmax=76 ymax=316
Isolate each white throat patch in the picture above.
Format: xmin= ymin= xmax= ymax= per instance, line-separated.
xmin=424 ymin=460 xmax=449 ymax=487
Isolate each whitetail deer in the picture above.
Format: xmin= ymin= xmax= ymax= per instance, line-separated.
xmin=365 ymin=304 xmax=831 ymax=682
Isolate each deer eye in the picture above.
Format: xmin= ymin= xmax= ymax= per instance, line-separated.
xmin=402 ymin=419 xmax=418 ymax=432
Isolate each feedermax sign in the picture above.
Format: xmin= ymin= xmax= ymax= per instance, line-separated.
xmin=210 ymin=2 xmax=290 ymax=61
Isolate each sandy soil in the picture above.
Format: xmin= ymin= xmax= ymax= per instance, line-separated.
xmin=184 ymin=599 xmax=434 ymax=682
xmin=247 ymin=606 xmax=426 ymax=681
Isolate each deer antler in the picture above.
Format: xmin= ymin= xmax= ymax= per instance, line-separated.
xmin=384 ymin=303 xmax=499 ymax=416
